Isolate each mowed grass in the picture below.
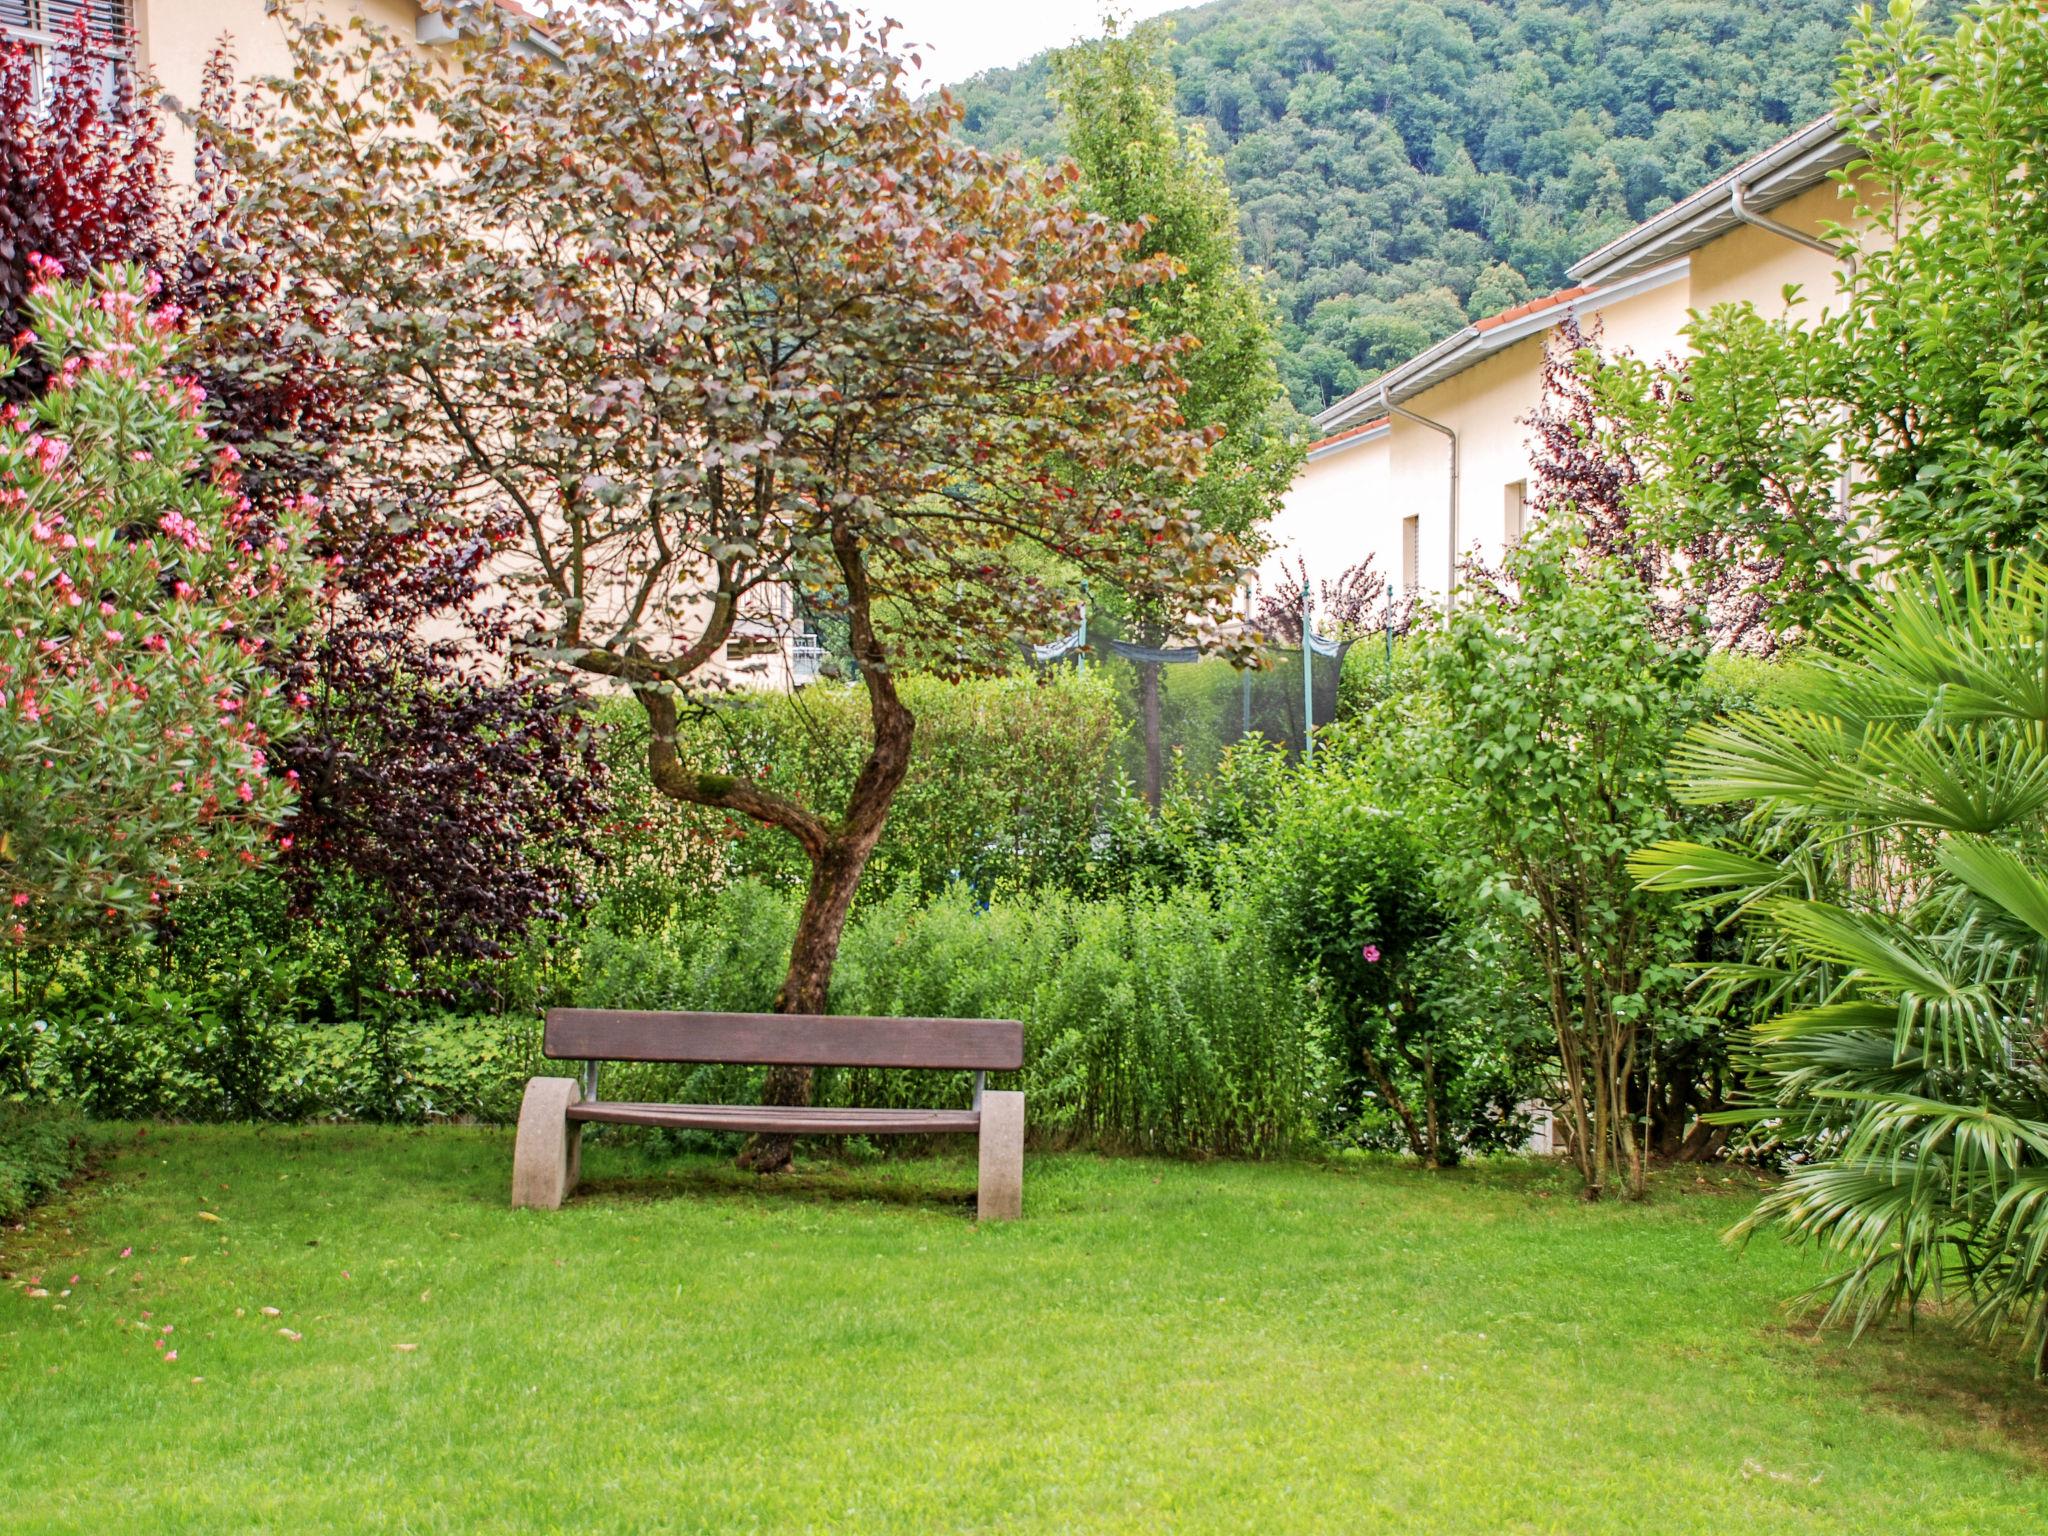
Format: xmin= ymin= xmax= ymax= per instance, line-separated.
xmin=3 ymin=1127 xmax=2046 ymax=1534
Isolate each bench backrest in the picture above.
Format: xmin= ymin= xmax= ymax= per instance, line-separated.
xmin=543 ymin=1009 xmax=1024 ymax=1072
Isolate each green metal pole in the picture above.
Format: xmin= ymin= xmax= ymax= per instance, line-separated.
xmin=1240 ymin=579 xmax=1253 ymax=739
xmin=1302 ymin=578 xmax=1314 ymax=764
xmin=1077 ymin=580 xmax=1090 ymax=678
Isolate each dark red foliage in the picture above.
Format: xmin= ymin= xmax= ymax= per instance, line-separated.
xmin=1525 ymin=316 xmax=1777 ymax=652
xmin=0 ymin=19 xmax=164 ymax=400
xmin=275 ymin=502 xmax=607 ymax=973
xmin=1256 ymin=555 xmax=1413 ymax=644
xmin=1 ymin=29 xmax=609 ymax=974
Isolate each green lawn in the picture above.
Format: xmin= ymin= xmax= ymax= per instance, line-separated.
xmin=4 ymin=1127 xmax=2045 ymax=1533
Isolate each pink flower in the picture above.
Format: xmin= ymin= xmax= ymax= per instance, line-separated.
xmin=10 ymin=893 xmax=26 ymax=908
xmin=1361 ymin=944 xmax=1381 ymax=964
xmin=235 ymin=782 xmax=254 ymax=803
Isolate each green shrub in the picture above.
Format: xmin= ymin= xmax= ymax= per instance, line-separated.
xmin=1245 ymin=755 xmax=1546 ymax=1164
xmin=564 ymin=881 xmax=1328 ymax=1156
xmin=593 ymin=670 xmax=1123 ymax=918
xmin=1085 ymin=735 xmax=1292 ymax=896
xmin=2 ymin=998 xmax=541 ymax=1127
xmin=0 ymin=1104 xmax=90 ymax=1223
xmin=1012 ymin=886 xmax=1327 ymax=1155
xmin=1369 ymin=534 xmax=1713 ymax=1198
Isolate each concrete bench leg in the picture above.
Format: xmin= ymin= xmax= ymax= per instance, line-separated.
xmin=977 ymin=1090 xmax=1024 ymax=1222
xmin=512 ymin=1077 xmax=583 ymax=1210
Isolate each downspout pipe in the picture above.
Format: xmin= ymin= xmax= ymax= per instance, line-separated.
xmin=1728 ymin=179 xmax=1838 ymax=259
xmin=1729 ymin=180 xmax=1854 ymax=511
xmin=1380 ymin=383 xmax=1460 ymax=614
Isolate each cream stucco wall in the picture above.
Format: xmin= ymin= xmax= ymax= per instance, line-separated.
xmin=136 ymin=0 xmax=427 ymax=172
xmin=1261 ymin=432 xmax=1391 ymax=595
xmin=1273 ymin=268 xmax=1693 ymax=605
xmin=1687 ymin=178 xmax=1862 ymax=319
xmin=1402 ymin=273 xmax=1694 ymax=594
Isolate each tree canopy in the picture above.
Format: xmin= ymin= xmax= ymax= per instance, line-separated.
xmin=225 ymin=0 xmax=1250 ymax=1157
xmin=1050 ymin=21 xmax=1300 ymax=542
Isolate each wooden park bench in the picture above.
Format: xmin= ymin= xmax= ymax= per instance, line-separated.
xmin=511 ymin=1009 xmax=1027 ymax=1221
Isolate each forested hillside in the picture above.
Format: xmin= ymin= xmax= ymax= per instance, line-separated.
xmin=952 ymin=0 xmax=1900 ymax=413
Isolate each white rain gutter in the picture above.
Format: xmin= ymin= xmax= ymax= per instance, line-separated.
xmin=1728 ymin=179 xmax=1838 ymax=259
xmin=1380 ymin=385 xmax=1459 ymax=614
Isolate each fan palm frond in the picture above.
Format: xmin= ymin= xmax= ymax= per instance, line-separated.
xmin=1653 ymin=556 xmax=2048 ymax=1372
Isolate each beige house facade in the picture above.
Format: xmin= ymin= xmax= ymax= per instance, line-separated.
xmin=5 ymin=1 xmax=437 ymax=159
xmin=1266 ymin=115 xmax=1864 ymax=611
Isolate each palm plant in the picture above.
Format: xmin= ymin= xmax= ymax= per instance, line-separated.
xmin=1632 ymin=559 xmax=2048 ymax=1373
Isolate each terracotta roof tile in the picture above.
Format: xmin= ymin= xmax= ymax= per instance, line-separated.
xmin=1307 ymin=416 xmax=1389 ymax=453
xmin=1471 ymin=284 xmax=1595 ymax=332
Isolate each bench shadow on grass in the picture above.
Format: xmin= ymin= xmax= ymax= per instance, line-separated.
xmin=572 ymin=1159 xmax=978 ymax=1216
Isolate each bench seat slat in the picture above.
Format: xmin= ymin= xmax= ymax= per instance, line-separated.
xmin=544 ymin=1009 xmax=1023 ymax=1071
xmin=567 ymin=1102 xmax=983 ymax=1135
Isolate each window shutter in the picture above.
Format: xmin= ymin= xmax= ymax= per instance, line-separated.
xmin=38 ymin=0 xmax=130 ymax=38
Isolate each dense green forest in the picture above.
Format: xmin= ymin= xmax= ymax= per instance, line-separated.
xmin=953 ymin=0 xmax=1907 ymax=414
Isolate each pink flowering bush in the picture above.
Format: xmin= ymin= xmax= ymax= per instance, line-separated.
xmin=0 ymin=264 xmax=316 ymax=942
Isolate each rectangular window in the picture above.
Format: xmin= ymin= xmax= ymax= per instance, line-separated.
xmin=1400 ymin=515 xmax=1420 ymax=593
xmin=1 ymin=1 xmax=132 ymax=105
xmin=1504 ymin=479 xmax=1527 ymax=548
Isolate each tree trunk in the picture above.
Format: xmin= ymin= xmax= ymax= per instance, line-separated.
xmin=737 ymin=522 xmax=916 ymax=1173
xmin=1360 ymin=1041 xmax=1425 ymax=1161
xmin=630 ymin=520 xmax=916 ymax=1176
xmin=737 ymin=833 xmax=886 ymax=1173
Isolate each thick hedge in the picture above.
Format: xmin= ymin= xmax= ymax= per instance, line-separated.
xmin=0 ymin=1104 xmax=90 ymax=1223
xmin=595 ymin=669 xmax=1123 ymax=923
xmin=2 ymin=879 xmax=1326 ymax=1157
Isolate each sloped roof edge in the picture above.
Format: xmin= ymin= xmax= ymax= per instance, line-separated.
xmin=1567 ymin=112 xmax=1854 ymax=285
xmin=1313 ymin=258 xmax=1689 ymax=434
xmin=1304 ymin=416 xmax=1390 ymax=462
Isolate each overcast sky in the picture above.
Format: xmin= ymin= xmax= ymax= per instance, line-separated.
xmin=873 ymin=2 xmax=1193 ymax=88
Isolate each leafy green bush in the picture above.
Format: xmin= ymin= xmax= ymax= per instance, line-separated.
xmin=571 ymin=880 xmax=1328 ymax=1156
xmin=1085 ymin=735 xmax=1291 ymax=895
xmin=2 ymin=995 xmax=541 ymax=1126
xmin=593 ymin=669 xmax=1123 ymax=918
xmin=1396 ymin=536 xmax=1710 ymax=1198
xmin=0 ymin=1104 xmax=89 ymax=1223
xmin=1245 ymin=754 xmax=1544 ymax=1164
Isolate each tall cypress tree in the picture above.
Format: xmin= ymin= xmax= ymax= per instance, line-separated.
xmin=1051 ymin=21 xmax=1301 ymax=804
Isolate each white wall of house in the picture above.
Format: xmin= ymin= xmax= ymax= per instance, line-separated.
xmin=1260 ymin=429 xmax=1391 ymax=597
xmin=138 ymin=0 xmax=430 ymax=172
xmin=1271 ymin=267 xmax=1693 ymax=604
